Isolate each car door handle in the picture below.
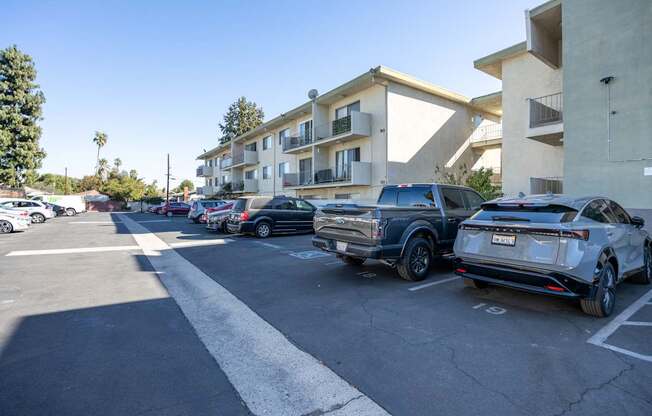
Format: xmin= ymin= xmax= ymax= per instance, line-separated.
xmin=448 ymin=218 xmax=459 ymax=223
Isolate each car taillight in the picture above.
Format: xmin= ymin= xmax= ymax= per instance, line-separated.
xmin=560 ymin=230 xmax=590 ymax=240
xmin=240 ymin=211 xmax=249 ymax=221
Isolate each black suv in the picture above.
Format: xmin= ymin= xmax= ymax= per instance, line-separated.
xmin=226 ymin=196 xmax=316 ymax=238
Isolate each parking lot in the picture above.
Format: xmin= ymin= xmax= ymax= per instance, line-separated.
xmin=1 ymin=212 xmax=651 ymax=416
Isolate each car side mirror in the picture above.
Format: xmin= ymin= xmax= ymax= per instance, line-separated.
xmin=631 ymin=216 xmax=645 ymax=228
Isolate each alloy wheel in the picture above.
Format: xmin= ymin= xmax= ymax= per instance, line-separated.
xmin=0 ymin=221 xmax=12 ymax=233
xmin=257 ymin=223 xmax=270 ymax=238
xmin=32 ymin=214 xmax=44 ymax=223
xmin=409 ymin=246 xmax=429 ymax=275
xmin=601 ymin=267 xmax=616 ymax=312
xmin=646 ymin=247 xmax=652 ymax=280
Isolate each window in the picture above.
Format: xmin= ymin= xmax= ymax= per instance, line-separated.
xmin=278 ymin=161 xmax=289 ymax=178
xmin=441 ymin=188 xmax=465 ymax=210
xmin=221 ymin=175 xmax=228 ymax=184
xmin=397 ymin=187 xmax=437 ymax=208
xmin=263 ymin=136 xmax=272 ymax=150
xmin=295 ymin=199 xmax=314 ymax=211
xmin=245 ymin=169 xmax=257 ymax=180
xmin=335 ymin=193 xmax=352 ymax=200
xmin=335 ymin=147 xmax=360 ymax=180
xmin=299 ymin=158 xmax=312 ymax=184
xmin=250 ymin=198 xmax=273 ymax=209
xmin=335 ymin=101 xmax=360 ymax=120
xmin=279 ymin=128 xmax=289 ymax=146
xmin=208 ymin=178 xmax=212 ymax=186
xmin=275 ymin=199 xmax=295 ymax=210
xmin=608 ymin=200 xmax=630 ymax=224
xmin=262 ymin=166 xmax=271 ymax=180
xmin=462 ymin=190 xmax=484 ymax=210
xmin=299 ymin=120 xmax=312 ymax=139
xmin=378 ymin=188 xmax=398 ymax=205
xmin=208 ymin=159 xmax=213 ymax=167
xmin=245 ymin=142 xmax=257 ymax=152
xmin=581 ymin=200 xmax=613 ymax=223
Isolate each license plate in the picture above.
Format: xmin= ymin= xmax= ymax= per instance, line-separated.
xmin=336 ymin=241 xmax=348 ymax=252
xmin=492 ymin=233 xmax=516 ymax=246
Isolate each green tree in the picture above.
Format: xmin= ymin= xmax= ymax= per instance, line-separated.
xmin=218 ymin=97 xmax=264 ymax=144
xmin=113 ymin=158 xmax=122 ymax=172
xmin=100 ymin=175 xmax=145 ymax=202
xmin=143 ymin=180 xmax=161 ymax=198
xmin=78 ymin=175 xmax=102 ymax=191
xmin=0 ymin=45 xmax=47 ymax=187
xmin=173 ymin=179 xmax=195 ymax=193
xmin=434 ymin=164 xmax=501 ymax=200
xmin=29 ymin=173 xmax=80 ymax=194
xmin=92 ymin=131 xmax=108 ymax=169
xmin=97 ymin=158 xmax=109 ymax=179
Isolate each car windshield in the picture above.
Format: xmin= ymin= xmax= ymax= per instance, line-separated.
xmin=473 ymin=204 xmax=578 ymax=223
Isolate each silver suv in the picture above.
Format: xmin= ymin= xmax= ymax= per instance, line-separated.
xmin=454 ymin=195 xmax=651 ymax=317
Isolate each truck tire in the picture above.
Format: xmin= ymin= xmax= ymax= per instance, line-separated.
xmin=463 ymin=278 xmax=489 ymax=289
xmin=340 ymin=255 xmax=366 ymax=266
xmin=580 ymin=262 xmax=616 ymax=318
xmin=630 ymin=244 xmax=651 ymax=284
xmin=397 ymin=237 xmax=431 ymax=282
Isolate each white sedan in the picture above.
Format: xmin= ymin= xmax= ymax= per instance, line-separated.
xmin=0 ymin=199 xmax=55 ymax=223
xmin=0 ymin=212 xmax=30 ymax=233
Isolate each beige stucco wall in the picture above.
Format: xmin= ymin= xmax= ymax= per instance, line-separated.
xmin=386 ymin=82 xmax=498 ymax=187
xmin=501 ymin=52 xmax=564 ymax=196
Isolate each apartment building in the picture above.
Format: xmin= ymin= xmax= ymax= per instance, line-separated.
xmin=197 ymin=66 xmax=501 ymax=201
xmin=474 ymin=0 xmax=652 ymax=212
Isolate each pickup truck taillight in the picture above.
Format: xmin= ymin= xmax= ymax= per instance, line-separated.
xmin=371 ymin=218 xmax=385 ymax=239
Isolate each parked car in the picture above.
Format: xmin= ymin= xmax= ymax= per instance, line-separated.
xmin=147 ymin=203 xmax=164 ymax=214
xmin=160 ymin=202 xmax=191 ymax=217
xmin=44 ymin=203 xmax=66 ymax=217
xmin=0 ymin=199 xmax=55 ymax=224
xmin=454 ymin=195 xmax=651 ymax=317
xmin=226 ymin=196 xmax=316 ymax=237
xmin=206 ymin=202 xmax=234 ymax=232
xmin=312 ymin=184 xmax=485 ymax=281
xmin=188 ymin=199 xmax=227 ymax=223
xmin=30 ymin=194 xmax=86 ymax=216
xmin=0 ymin=212 xmax=30 ymax=233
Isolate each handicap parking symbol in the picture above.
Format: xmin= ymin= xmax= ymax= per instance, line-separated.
xmin=289 ymin=250 xmax=332 ymax=260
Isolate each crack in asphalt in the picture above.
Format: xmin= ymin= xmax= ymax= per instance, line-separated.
xmin=551 ymin=362 xmax=634 ymax=416
xmin=302 ymin=394 xmax=364 ymax=416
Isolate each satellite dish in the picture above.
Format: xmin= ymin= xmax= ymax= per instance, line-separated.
xmin=308 ymin=89 xmax=318 ymax=100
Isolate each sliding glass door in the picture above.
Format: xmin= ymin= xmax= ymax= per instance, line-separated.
xmin=335 ymin=148 xmax=360 ymax=181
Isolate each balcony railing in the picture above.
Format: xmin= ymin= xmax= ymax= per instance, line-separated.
xmin=282 ymin=172 xmax=313 ymax=187
xmin=196 ymin=165 xmax=214 ymax=177
xmin=315 ymin=111 xmax=372 ymax=142
xmin=231 ymin=179 xmax=258 ymax=193
xmin=283 ymin=132 xmax=313 ymax=152
xmin=529 ymin=92 xmax=562 ymax=128
xmin=221 ymin=157 xmax=232 ymax=170
xmin=231 ymin=150 xmax=258 ymax=166
xmin=470 ymin=124 xmax=502 ymax=143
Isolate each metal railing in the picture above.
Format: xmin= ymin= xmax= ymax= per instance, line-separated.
xmin=221 ymin=157 xmax=232 ymax=169
xmin=232 ymin=181 xmax=244 ymax=192
xmin=529 ymin=92 xmax=563 ymax=128
xmin=314 ymin=111 xmax=371 ymax=141
xmin=314 ymin=166 xmax=352 ymax=184
xmin=470 ymin=124 xmax=503 ymax=143
xmin=282 ymin=172 xmax=313 ymax=187
xmin=283 ymin=132 xmax=313 ymax=151
xmin=530 ymin=177 xmax=563 ymax=194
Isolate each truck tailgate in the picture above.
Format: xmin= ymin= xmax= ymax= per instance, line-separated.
xmin=314 ymin=206 xmax=376 ymax=245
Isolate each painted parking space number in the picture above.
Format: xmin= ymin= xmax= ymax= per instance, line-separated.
xmin=473 ymin=303 xmax=507 ymax=315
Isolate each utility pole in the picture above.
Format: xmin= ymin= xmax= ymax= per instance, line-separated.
xmin=166 ymin=153 xmax=170 ymax=205
xmin=64 ymin=167 xmax=68 ymax=195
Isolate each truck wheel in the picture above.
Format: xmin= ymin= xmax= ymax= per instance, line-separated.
xmin=255 ymin=221 xmax=272 ymax=238
xmin=65 ymin=208 xmax=76 ymax=216
xmin=580 ymin=262 xmax=616 ymax=318
xmin=630 ymin=244 xmax=651 ymax=284
xmin=463 ymin=278 xmax=489 ymax=289
xmin=397 ymin=237 xmax=431 ymax=282
xmin=340 ymin=255 xmax=366 ymax=266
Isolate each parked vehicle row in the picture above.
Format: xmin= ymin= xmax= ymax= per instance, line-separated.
xmin=0 ymin=197 xmax=85 ymax=234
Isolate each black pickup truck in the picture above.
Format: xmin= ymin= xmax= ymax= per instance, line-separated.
xmin=312 ymin=184 xmax=485 ymax=281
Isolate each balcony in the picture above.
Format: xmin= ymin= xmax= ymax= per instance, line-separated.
xmin=232 ymin=179 xmax=258 ymax=193
xmin=231 ymin=150 xmax=258 ymax=168
xmin=221 ymin=157 xmax=232 ymax=170
xmin=196 ymin=165 xmax=214 ymax=177
xmin=283 ymin=161 xmax=371 ymax=189
xmin=526 ymin=92 xmax=563 ymax=146
xmin=526 ymin=0 xmax=562 ymax=69
xmin=197 ymin=185 xmax=216 ymax=195
xmin=314 ymin=111 xmax=372 ymax=146
xmin=470 ymin=124 xmax=502 ymax=148
xmin=283 ymin=132 xmax=313 ymax=154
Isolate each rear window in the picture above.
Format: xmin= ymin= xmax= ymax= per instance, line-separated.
xmin=233 ymin=198 xmax=247 ymax=211
xmin=473 ymin=204 xmax=578 ymax=223
xmin=378 ymin=188 xmax=398 ymax=205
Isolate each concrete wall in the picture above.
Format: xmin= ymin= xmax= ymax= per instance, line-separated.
xmin=386 ymin=81 xmax=498 ymax=188
xmin=562 ymin=0 xmax=652 ymax=210
xmin=501 ymin=52 xmax=564 ymax=196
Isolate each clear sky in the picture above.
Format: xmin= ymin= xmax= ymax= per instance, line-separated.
xmin=3 ymin=0 xmax=535 ymax=189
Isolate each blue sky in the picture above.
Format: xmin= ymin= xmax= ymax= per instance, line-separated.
xmin=3 ymin=0 xmax=534 ymax=188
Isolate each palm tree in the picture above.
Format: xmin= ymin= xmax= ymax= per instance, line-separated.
xmin=92 ymin=131 xmax=108 ymax=170
xmin=113 ymin=158 xmax=122 ymax=174
xmin=97 ymin=158 xmax=109 ymax=179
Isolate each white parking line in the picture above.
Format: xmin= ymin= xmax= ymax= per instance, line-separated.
xmin=117 ymin=214 xmax=390 ymax=416
xmin=69 ymin=221 xmax=122 ymax=224
xmin=408 ymin=276 xmax=461 ymax=291
xmin=252 ymin=241 xmax=283 ymax=249
xmin=587 ymin=287 xmax=652 ymax=363
xmin=137 ymin=220 xmax=171 ymax=223
xmin=6 ymin=245 xmax=140 ymax=256
xmin=169 ymin=239 xmax=233 ymax=248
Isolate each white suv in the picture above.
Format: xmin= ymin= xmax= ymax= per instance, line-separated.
xmin=0 ymin=199 xmax=55 ymax=224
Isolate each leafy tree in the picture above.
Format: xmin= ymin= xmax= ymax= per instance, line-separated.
xmin=143 ymin=180 xmax=161 ymax=198
xmin=173 ymin=179 xmax=194 ymax=193
xmin=113 ymin=158 xmax=122 ymax=173
xmin=92 ymin=131 xmax=108 ymax=169
xmin=100 ymin=174 xmax=145 ymax=202
xmin=78 ymin=175 xmax=102 ymax=191
xmin=434 ymin=164 xmax=501 ymax=200
xmin=218 ymin=97 xmax=264 ymax=144
xmin=0 ymin=45 xmax=47 ymax=186
xmin=96 ymin=158 xmax=109 ymax=179
xmin=29 ymin=173 xmax=80 ymax=194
